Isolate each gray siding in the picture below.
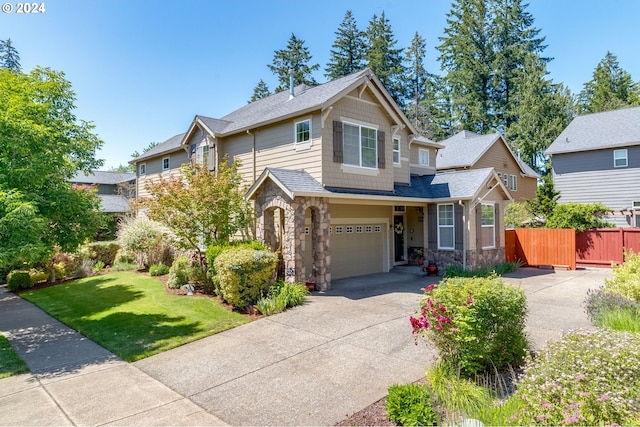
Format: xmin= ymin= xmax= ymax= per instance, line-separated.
xmin=553 ymin=146 xmax=640 ymax=174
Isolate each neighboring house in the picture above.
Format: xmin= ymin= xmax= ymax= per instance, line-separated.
xmin=132 ymin=132 xmax=188 ymax=199
xmin=545 ymin=106 xmax=640 ymax=227
xmin=133 ymin=69 xmax=512 ymax=290
xmin=70 ymin=170 xmax=136 ymax=214
xmin=436 ymin=130 xmax=539 ymax=202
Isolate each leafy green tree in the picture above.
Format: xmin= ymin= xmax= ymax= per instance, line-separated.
xmin=404 ymin=32 xmax=430 ymax=132
xmin=526 ymin=173 xmax=560 ymax=223
xmin=578 ymin=51 xmax=640 ymax=114
xmin=139 ymin=157 xmax=253 ymax=262
xmin=508 ymin=53 xmax=575 ymax=172
xmin=267 ymin=33 xmax=319 ymax=92
xmin=131 ymin=141 xmax=160 ymax=159
xmin=325 ymin=10 xmax=366 ymax=79
xmin=0 ymin=67 xmax=104 ymax=268
xmin=546 ymin=202 xmax=613 ymax=232
xmin=364 ymin=12 xmax=406 ymax=107
xmin=249 ymin=79 xmax=271 ymax=102
xmin=0 ymin=39 xmax=21 ymax=71
xmin=505 ymin=201 xmax=533 ymax=229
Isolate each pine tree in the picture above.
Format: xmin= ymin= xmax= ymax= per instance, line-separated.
xmin=490 ymin=0 xmax=548 ymax=133
xmin=421 ymin=75 xmax=459 ymax=141
xmin=508 ymin=53 xmax=575 ymax=173
xmin=364 ymin=12 xmax=406 ymax=108
xmin=0 ymin=39 xmax=21 ymax=71
xmin=404 ymin=32 xmax=430 ymax=132
xmin=438 ymin=0 xmax=494 ymax=133
xmin=249 ymin=79 xmax=271 ymax=103
xmin=578 ymin=51 xmax=640 ymax=114
xmin=325 ymin=10 xmax=366 ymax=79
xmin=267 ymin=33 xmax=319 ymax=93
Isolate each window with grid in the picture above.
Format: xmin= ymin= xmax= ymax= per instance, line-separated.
xmin=614 ymin=149 xmax=628 ymax=168
xmin=510 ymin=175 xmax=517 ymax=191
xmin=295 ymin=119 xmax=311 ymax=144
xmin=393 ymin=137 xmax=400 ymax=164
xmin=437 ymin=204 xmax=454 ymax=249
xmin=481 ymin=204 xmax=495 ymax=248
xmin=419 ymin=149 xmax=429 ymax=166
xmin=343 ymin=122 xmax=377 ymax=168
xmin=162 ymin=157 xmax=170 ymax=171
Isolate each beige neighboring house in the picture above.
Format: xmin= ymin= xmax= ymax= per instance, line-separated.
xmin=436 ymin=130 xmax=539 ymax=202
xmin=132 ymin=69 xmax=512 ymax=290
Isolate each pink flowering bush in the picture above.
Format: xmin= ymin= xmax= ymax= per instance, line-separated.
xmin=510 ymin=329 xmax=640 ymax=425
xmin=411 ymin=275 xmax=528 ymax=377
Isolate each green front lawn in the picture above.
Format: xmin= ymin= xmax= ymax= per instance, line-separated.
xmin=0 ymin=333 xmax=28 ymax=378
xmin=21 ymin=272 xmax=249 ymax=362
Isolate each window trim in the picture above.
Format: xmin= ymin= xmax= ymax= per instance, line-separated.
xmin=393 ymin=136 xmax=400 ymax=164
xmin=195 ymin=141 xmax=210 ymax=168
xmin=481 ymin=203 xmax=496 ymax=249
xmin=342 ymin=120 xmax=378 ymax=170
xmin=294 ymin=118 xmax=312 ymax=150
xmin=437 ymin=203 xmax=455 ymax=250
xmin=162 ymin=156 xmax=170 ymax=172
xmin=418 ymin=148 xmax=429 ymax=166
xmin=614 ymin=149 xmax=628 ymax=168
xmin=139 ymin=163 xmax=146 ymax=176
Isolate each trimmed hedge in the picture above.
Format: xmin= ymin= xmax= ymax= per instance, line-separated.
xmin=81 ymin=241 xmax=121 ymax=266
xmin=7 ymin=271 xmax=33 ymax=292
xmin=214 ymin=248 xmax=277 ymax=309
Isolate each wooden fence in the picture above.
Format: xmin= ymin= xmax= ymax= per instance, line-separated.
xmin=505 ymin=228 xmax=576 ymax=270
xmin=576 ymin=228 xmax=640 ymax=267
xmin=506 ymin=228 xmax=640 ymax=269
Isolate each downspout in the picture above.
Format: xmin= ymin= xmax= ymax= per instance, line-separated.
xmin=459 ymin=199 xmax=466 ymax=271
xmin=247 ymin=129 xmax=256 ymax=181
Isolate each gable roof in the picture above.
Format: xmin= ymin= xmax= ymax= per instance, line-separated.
xmin=246 ymin=167 xmax=510 ymax=203
xmin=437 ymin=130 xmax=539 ymax=178
xmin=71 ymin=170 xmax=135 ymax=185
xmin=182 ymin=69 xmax=442 ymax=149
xmin=98 ymin=195 xmax=132 ymax=213
xmin=132 ymin=133 xmax=186 ymax=163
xmin=546 ymin=106 xmax=640 ymax=155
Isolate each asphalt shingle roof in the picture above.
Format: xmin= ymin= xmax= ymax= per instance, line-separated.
xmin=546 ymin=106 xmax=640 ymax=155
xmin=267 ymin=168 xmax=331 ymax=195
xmin=133 ymin=133 xmax=186 ymax=162
xmin=436 ymin=131 xmax=497 ymax=169
xmin=98 ymin=195 xmax=131 ymax=213
xmin=71 ymin=170 xmax=135 ymax=185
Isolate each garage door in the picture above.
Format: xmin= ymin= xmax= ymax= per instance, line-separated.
xmin=330 ymin=223 xmax=386 ymax=279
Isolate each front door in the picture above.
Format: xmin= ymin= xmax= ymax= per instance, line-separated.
xmin=393 ymin=215 xmax=405 ymax=263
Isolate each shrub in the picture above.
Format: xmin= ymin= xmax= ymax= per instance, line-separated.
xmin=411 ymin=276 xmax=528 ymax=377
xmin=74 ymin=259 xmax=96 ymax=278
xmin=186 ymin=252 xmax=209 ymax=285
xmin=599 ymin=308 xmax=640 ymax=332
xmin=206 ymin=240 xmax=268 ymax=276
xmin=444 ymin=261 xmax=522 ymax=278
xmin=255 ymin=281 xmax=309 ymax=316
xmin=149 ymin=263 xmax=170 ymax=276
xmin=511 ymin=329 xmax=640 ymax=425
xmin=7 ymin=271 xmax=33 ymax=292
xmin=167 ymin=256 xmax=189 ymax=289
xmin=110 ymin=261 xmax=138 ymax=272
xmin=29 ymin=269 xmax=48 ymax=284
xmin=584 ymin=286 xmax=639 ymax=326
xmin=52 ymin=262 xmax=66 ymax=281
xmin=81 ymin=241 xmax=120 ymax=266
xmin=546 ymin=202 xmax=613 ymax=232
xmin=603 ymin=250 xmax=640 ymax=301
xmin=92 ymin=260 xmax=105 ymax=273
xmin=214 ymin=248 xmax=277 ymax=309
xmin=385 ymin=384 xmax=438 ymax=427
xmin=113 ymin=250 xmax=135 ymax=265
xmin=255 ymin=296 xmax=285 ymax=316
xmin=117 ymin=216 xmax=175 ymax=268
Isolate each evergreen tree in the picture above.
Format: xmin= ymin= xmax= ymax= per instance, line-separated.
xmin=267 ymin=33 xmax=319 ymax=92
xmin=438 ymin=0 xmax=494 ymax=133
xmin=364 ymin=12 xmax=406 ymax=107
xmin=422 ymin=75 xmax=459 ymax=141
xmin=578 ymin=51 xmax=640 ymax=114
xmin=508 ymin=53 xmax=575 ymax=172
xmin=249 ymin=79 xmax=271 ymax=103
xmin=0 ymin=39 xmax=21 ymax=71
xmin=404 ymin=32 xmax=430 ymax=131
xmin=325 ymin=10 xmax=366 ymax=79
xmin=490 ymin=0 xmax=548 ymax=133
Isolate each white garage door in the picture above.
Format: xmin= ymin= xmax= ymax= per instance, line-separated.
xmin=330 ymin=223 xmax=386 ymax=279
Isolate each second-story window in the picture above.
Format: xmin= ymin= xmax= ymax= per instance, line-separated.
xmin=510 ymin=174 xmax=517 ymax=191
xmin=295 ymin=119 xmax=311 ymax=144
xmin=419 ymin=149 xmax=429 ymax=166
xmin=344 ymin=122 xmax=377 ymax=169
xmin=614 ymin=149 xmax=628 ymax=168
xmin=162 ymin=157 xmax=170 ymax=171
xmin=139 ymin=163 xmax=146 ymax=176
xmin=393 ymin=137 xmax=400 ymax=164
xmin=195 ymin=141 xmax=210 ymax=168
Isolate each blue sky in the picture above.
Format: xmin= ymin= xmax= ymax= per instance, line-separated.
xmin=2 ymin=0 xmax=639 ymax=169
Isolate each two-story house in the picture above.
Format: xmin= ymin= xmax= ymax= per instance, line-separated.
xmin=70 ymin=170 xmax=136 ymax=214
xmin=545 ymin=106 xmax=640 ymax=227
xmin=133 ymin=69 xmax=511 ymax=290
xmin=436 ymin=131 xmax=539 ymax=202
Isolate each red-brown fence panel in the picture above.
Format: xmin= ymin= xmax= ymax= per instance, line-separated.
xmin=505 ymin=228 xmax=576 ymax=270
xmin=577 ymin=228 xmax=640 ymax=267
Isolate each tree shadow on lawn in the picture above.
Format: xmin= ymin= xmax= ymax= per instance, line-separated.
xmin=71 ymin=311 xmax=204 ymax=362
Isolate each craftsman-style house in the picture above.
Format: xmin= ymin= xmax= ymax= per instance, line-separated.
xmin=133 ymin=69 xmax=511 ymax=290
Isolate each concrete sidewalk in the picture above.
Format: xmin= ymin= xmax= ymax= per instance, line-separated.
xmin=0 ymin=266 xmax=612 ymax=426
xmin=0 ymin=286 xmax=226 ymax=426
